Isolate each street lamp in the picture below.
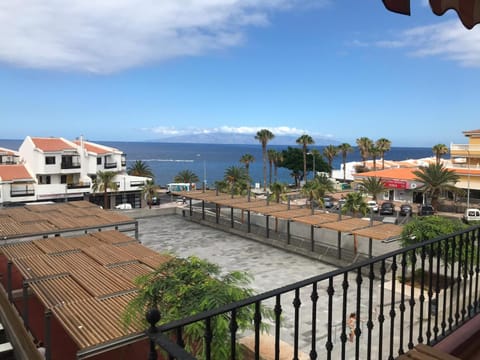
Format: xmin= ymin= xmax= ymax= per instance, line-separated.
xmin=197 ymin=154 xmax=207 ymax=192
xmin=307 ymin=152 xmax=316 ymax=180
xmin=467 ymin=149 xmax=471 ymax=209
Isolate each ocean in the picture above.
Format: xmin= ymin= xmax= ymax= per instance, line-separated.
xmin=0 ymin=139 xmax=433 ymax=188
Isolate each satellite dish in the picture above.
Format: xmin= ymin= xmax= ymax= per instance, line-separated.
xmin=411 ymin=183 xmax=417 ymax=189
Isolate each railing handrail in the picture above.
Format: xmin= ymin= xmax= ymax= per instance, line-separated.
xmin=157 ymin=225 xmax=479 ymax=332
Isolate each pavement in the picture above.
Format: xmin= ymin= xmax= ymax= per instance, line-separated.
xmin=132 ymin=207 xmax=425 ymax=359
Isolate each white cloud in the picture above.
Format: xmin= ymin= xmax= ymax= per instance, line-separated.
xmin=376 ymin=21 xmax=480 ymax=67
xmin=0 ymin=0 xmax=325 ymax=73
xmin=150 ymin=125 xmax=309 ymax=136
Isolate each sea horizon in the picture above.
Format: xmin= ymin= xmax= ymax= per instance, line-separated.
xmin=0 ymin=138 xmax=435 ymax=187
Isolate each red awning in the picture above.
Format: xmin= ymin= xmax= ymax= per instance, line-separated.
xmin=383 ymin=0 xmax=480 ymax=29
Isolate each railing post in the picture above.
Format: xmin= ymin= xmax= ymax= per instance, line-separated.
xmin=146 ymin=309 xmax=161 ymax=360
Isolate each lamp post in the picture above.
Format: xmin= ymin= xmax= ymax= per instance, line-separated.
xmin=467 ymin=149 xmax=471 ymax=209
xmin=197 ymin=154 xmax=207 ymax=192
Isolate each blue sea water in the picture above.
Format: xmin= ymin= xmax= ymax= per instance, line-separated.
xmin=1 ymin=139 xmax=433 ymax=188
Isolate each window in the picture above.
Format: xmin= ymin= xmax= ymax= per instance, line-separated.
xmin=46 ymin=156 xmax=55 ymax=165
xmin=97 ymin=157 xmax=102 ymax=165
xmin=61 ymin=175 xmax=67 ymax=184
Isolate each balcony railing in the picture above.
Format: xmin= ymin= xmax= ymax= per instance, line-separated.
xmin=10 ymin=188 xmax=35 ymax=197
xmin=146 ymin=226 xmax=480 ymax=359
xmin=67 ymin=183 xmax=91 ymax=189
xmin=104 ymin=162 xmax=117 ymax=169
xmin=61 ymin=162 xmax=81 ymax=169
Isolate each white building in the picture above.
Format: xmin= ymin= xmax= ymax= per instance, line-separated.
xmin=0 ymin=136 xmax=151 ymax=208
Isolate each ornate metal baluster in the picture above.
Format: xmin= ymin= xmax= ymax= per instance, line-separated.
xmin=204 ymin=317 xmax=212 ymax=360
xmin=417 ymin=246 xmax=426 ymax=344
xmin=293 ymin=289 xmax=301 ymax=360
xmin=341 ymin=272 xmax=349 ymax=359
xmin=355 ymin=268 xmax=362 ymax=360
xmin=274 ymin=295 xmax=282 ymax=360
xmin=367 ymin=263 xmax=375 ymax=360
xmin=455 ymin=234 xmax=464 ymax=327
xmin=310 ymin=283 xmax=319 ymax=360
xmin=468 ymin=229 xmax=475 ymax=317
xmin=378 ymin=260 xmax=386 ymax=359
xmin=462 ymin=232 xmax=470 ymax=321
xmin=326 ymin=277 xmax=334 ymax=360
xmin=474 ymin=229 xmax=480 ymax=313
xmin=408 ymin=249 xmax=417 ymax=350
xmin=388 ymin=256 xmax=397 ymax=360
xmin=398 ymin=253 xmax=407 ymax=356
xmin=146 ymin=309 xmax=160 ymax=360
xmin=426 ymin=244 xmax=434 ymax=345
xmin=449 ymin=238 xmax=456 ymax=332
xmin=442 ymin=239 xmax=449 ymax=336
xmin=229 ymin=309 xmax=238 ymax=360
xmin=433 ymin=242 xmax=441 ymax=342
xmin=254 ymin=301 xmax=262 ymax=360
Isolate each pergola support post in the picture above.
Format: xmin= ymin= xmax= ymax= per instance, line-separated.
xmin=311 ymin=225 xmax=315 ymax=252
xmin=247 ymin=211 xmax=251 ymax=233
xmin=266 ymin=215 xmax=270 ymax=238
xmin=231 ymin=207 xmax=234 ymax=228
xmin=7 ymin=261 xmax=12 ymax=302
xmin=287 ymin=220 xmax=291 ymax=244
xmin=22 ymin=281 xmax=29 ymax=329
xmin=45 ymin=310 xmax=52 ymax=360
xmin=337 ymin=231 xmax=342 ymax=259
xmin=202 ymin=200 xmax=205 ymax=220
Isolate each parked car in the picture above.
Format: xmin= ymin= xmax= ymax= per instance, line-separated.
xmin=367 ymin=200 xmax=379 ymax=213
xmin=115 ymin=203 xmax=132 ymax=210
xmin=323 ymin=197 xmax=334 ymax=208
xmin=399 ymin=204 xmax=413 ymax=216
xmin=419 ymin=205 xmax=435 ymax=216
xmin=379 ymin=202 xmax=395 ymax=215
xmin=463 ymin=208 xmax=480 ymax=223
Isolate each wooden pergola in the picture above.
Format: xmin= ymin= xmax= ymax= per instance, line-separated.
xmin=177 ymin=191 xmax=403 ymax=260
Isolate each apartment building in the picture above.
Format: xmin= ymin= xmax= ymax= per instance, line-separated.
xmin=0 ymin=136 xmax=150 ymax=208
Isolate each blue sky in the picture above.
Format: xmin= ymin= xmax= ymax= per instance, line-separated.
xmin=1 ymin=0 xmax=480 ymax=147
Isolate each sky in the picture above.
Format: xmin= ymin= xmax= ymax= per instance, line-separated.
xmin=1 ymin=0 xmax=480 ymax=147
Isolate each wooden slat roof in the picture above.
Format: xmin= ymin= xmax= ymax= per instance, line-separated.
xmin=320 ymin=218 xmax=383 ymax=232
xmin=353 ymin=223 xmax=403 ymax=241
xmin=269 ymin=208 xmax=314 ymax=220
xmin=0 ymin=201 xmax=135 ymax=239
xmin=293 ymin=213 xmax=351 ymax=226
xmin=0 ymin=230 xmax=172 ymax=353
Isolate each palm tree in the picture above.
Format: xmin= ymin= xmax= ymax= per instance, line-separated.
xmin=267 ymin=149 xmax=277 ymax=187
xmin=322 ymin=145 xmax=338 ymax=178
xmin=342 ymin=192 xmax=368 ymax=217
xmin=269 ymin=181 xmax=287 ymax=204
xmin=296 ymin=134 xmax=315 ymax=182
xmin=174 ymin=170 xmax=199 ymax=184
xmin=359 ymin=177 xmax=385 ymax=201
xmin=301 ymin=174 xmax=336 ymax=207
xmin=376 ymin=138 xmax=391 ymax=170
xmin=255 ymin=129 xmax=275 ymax=191
xmin=272 ymin=151 xmax=283 ymax=182
xmin=413 ymin=163 xmax=461 ymax=209
xmin=127 ymin=160 xmax=154 ymax=178
xmin=432 ymin=144 xmax=449 ymax=165
xmin=239 ymin=154 xmax=255 ymax=181
xmin=369 ymin=145 xmax=381 ymax=171
xmin=338 ymin=143 xmax=353 ymax=182
xmin=142 ymin=180 xmax=157 ymax=209
xmin=92 ymin=170 xmax=118 ymax=209
xmin=356 ymin=137 xmax=373 ymax=168
xmin=224 ymin=166 xmax=248 ymax=194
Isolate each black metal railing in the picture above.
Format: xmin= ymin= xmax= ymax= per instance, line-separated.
xmin=61 ymin=161 xmax=81 ymax=169
xmin=104 ymin=162 xmax=117 ymax=169
xmin=67 ymin=183 xmax=91 ymax=189
xmin=10 ymin=188 xmax=35 ymax=197
xmin=146 ymin=226 xmax=480 ymax=359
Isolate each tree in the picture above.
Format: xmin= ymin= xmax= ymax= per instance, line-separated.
xmin=239 ymin=153 xmax=255 ymax=182
xmin=142 ymin=180 xmax=157 ymax=209
xmin=92 ymin=170 xmax=118 ymax=209
xmin=338 ymin=143 xmax=353 ymax=182
xmin=272 ymin=151 xmax=283 ymax=183
xmin=174 ymin=170 xmax=199 ymax=184
xmin=369 ymin=145 xmax=381 ymax=171
xmin=255 ymin=129 xmax=275 ymax=191
xmin=269 ymin=181 xmax=288 ymax=203
xmin=376 ymin=138 xmax=391 ymax=170
xmin=359 ymin=177 xmax=385 ymax=201
xmin=413 ymin=163 xmax=461 ymax=209
xmin=322 ymin=145 xmax=338 ymax=178
xmin=301 ymin=174 xmax=336 ymax=207
xmin=224 ymin=165 xmax=249 ymax=195
xmin=296 ymin=134 xmax=315 ymax=182
xmin=356 ymin=137 xmax=373 ymax=168
xmin=123 ymin=256 xmax=271 ymax=359
xmin=267 ymin=149 xmax=277 ymax=186
xmin=432 ymin=144 xmax=449 ymax=165
xmin=342 ymin=192 xmax=368 ymax=217
xmin=281 ymin=147 xmax=328 ymax=188
xmin=127 ymin=160 xmax=154 ymax=179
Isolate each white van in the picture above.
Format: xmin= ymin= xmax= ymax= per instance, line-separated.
xmin=463 ymin=208 xmax=480 ymax=223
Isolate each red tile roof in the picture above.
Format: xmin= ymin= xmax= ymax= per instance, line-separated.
xmin=0 ymin=165 xmax=33 ymax=181
xmin=31 ymin=137 xmax=76 ymax=152
xmin=354 ymin=167 xmax=418 ymax=181
xmin=0 ymin=147 xmax=18 ymax=156
xmin=74 ymin=140 xmax=116 ymax=155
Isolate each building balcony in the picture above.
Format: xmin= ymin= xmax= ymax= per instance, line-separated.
xmin=10 ymin=188 xmax=35 ymax=197
xmin=67 ymin=182 xmax=91 ymax=190
xmin=104 ymin=162 xmax=118 ymax=169
xmin=60 ymin=162 xmax=81 ymax=169
xmin=146 ymin=226 xmax=480 ymax=359
xmin=450 ymin=144 xmax=480 ymax=157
